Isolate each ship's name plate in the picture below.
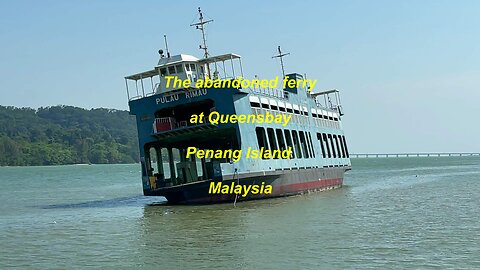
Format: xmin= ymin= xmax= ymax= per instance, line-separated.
xmin=155 ymin=89 xmax=208 ymax=104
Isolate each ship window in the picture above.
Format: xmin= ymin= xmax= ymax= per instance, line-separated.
xmin=250 ymin=101 xmax=260 ymax=108
xmin=328 ymin=134 xmax=336 ymax=158
xmin=168 ymin=66 xmax=176 ymax=74
xmin=185 ymin=64 xmax=190 ymax=71
xmin=171 ymin=148 xmax=182 ymax=184
xmin=193 ymin=156 xmax=204 ymax=179
xmin=175 ymin=65 xmax=184 ymax=73
xmin=148 ymin=147 xmax=160 ymax=176
xmin=276 ymin=129 xmax=286 ymax=151
xmin=339 ymin=134 xmax=346 ymax=158
xmin=317 ymin=133 xmax=326 ymax=158
xmin=267 ymin=128 xmax=278 ymax=158
xmin=294 ymin=109 xmax=300 ymax=114
xmin=342 ymin=136 xmax=350 ymax=158
xmin=261 ymin=103 xmax=269 ymax=109
xmin=256 ymin=127 xmax=269 ymax=159
xmin=299 ymin=131 xmax=309 ymax=158
xmin=160 ymin=68 xmax=167 ymax=76
xmin=284 ymin=129 xmax=295 ymax=158
xmin=161 ymin=148 xmax=171 ymax=179
xmin=334 ymin=135 xmax=341 ymax=159
xmin=292 ymin=130 xmax=302 ymax=158
xmin=307 ymin=132 xmax=315 ymax=158
xmin=271 ymin=104 xmax=278 ymax=111
xmin=286 ymin=108 xmax=293 ymax=113
xmin=279 ymin=106 xmax=286 ymax=112
xmin=323 ymin=133 xmax=331 ymax=158
xmin=190 ymin=64 xmax=196 ymax=71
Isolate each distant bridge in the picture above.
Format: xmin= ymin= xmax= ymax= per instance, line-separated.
xmin=351 ymin=153 xmax=480 ymax=158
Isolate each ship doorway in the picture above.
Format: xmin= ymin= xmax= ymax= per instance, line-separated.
xmin=145 ymin=145 xmax=206 ymax=188
xmin=144 ymin=128 xmax=239 ymax=189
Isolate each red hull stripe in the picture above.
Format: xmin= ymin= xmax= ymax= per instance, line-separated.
xmin=277 ymin=178 xmax=342 ymax=194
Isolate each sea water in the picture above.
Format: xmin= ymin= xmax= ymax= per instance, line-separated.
xmin=1 ymin=157 xmax=479 ymax=269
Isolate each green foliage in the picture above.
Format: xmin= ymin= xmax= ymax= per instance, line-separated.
xmin=0 ymin=105 xmax=139 ymax=166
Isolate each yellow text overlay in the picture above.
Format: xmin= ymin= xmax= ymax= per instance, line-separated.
xmin=164 ymin=76 xmax=317 ymax=91
xmin=209 ymin=181 xmax=273 ymax=197
xmin=190 ymin=111 xmax=292 ymax=127
xmin=186 ymin=147 xmax=293 ymax=162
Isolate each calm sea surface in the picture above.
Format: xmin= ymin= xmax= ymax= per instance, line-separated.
xmin=1 ymin=157 xmax=479 ymax=269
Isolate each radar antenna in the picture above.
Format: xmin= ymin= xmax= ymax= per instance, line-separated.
xmin=190 ymin=7 xmax=213 ymax=59
xmin=163 ymin=34 xmax=171 ymax=58
xmin=272 ymin=46 xmax=290 ymax=78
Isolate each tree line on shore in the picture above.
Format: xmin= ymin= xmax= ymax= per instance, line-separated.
xmin=0 ymin=105 xmax=139 ymax=166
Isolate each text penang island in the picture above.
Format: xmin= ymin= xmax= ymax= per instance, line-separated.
xmin=186 ymin=147 xmax=293 ymax=162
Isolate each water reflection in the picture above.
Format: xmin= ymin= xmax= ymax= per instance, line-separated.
xmin=136 ymin=192 xmax=349 ymax=269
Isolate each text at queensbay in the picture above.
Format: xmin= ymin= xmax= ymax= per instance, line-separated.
xmin=164 ymin=75 xmax=318 ymax=90
xmin=190 ymin=111 xmax=292 ymax=126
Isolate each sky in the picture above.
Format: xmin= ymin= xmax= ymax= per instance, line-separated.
xmin=1 ymin=0 xmax=479 ymax=153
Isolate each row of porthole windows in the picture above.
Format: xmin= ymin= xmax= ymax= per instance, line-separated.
xmin=254 ymin=127 xmax=350 ymax=160
xmin=250 ymin=101 xmax=339 ymax=121
xmin=252 ymin=107 xmax=341 ymax=129
xmin=316 ymin=133 xmax=349 ymax=159
xmin=255 ymin=127 xmax=316 ymax=160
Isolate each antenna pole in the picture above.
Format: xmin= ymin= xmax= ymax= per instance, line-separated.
xmin=190 ymin=7 xmax=213 ymax=59
xmin=272 ymin=46 xmax=290 ymax=78
xmin=164 ymin=34 xmax=170 ymax=58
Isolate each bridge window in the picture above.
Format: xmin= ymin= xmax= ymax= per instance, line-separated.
xmin=168 ymin=66 xmax=176 ymax=74
xmin=190 ymin=64 xmax=196 ymax=71
xmin=160 ymin=68 xmax=167 ymax=76
xmin=175 ymin=64 xmax=184 ymax=73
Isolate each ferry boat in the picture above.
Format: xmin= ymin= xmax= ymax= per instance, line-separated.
xmin=125 ymin=8 xmax=351 ymax=204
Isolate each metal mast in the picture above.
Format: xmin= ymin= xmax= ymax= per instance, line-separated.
xmin=272 ymin=46 xmax=290 ymax=77
xmin=190 ymin=7 xmax=213 ymax=59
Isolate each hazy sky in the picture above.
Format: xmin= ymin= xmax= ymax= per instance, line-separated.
xmin=1 ymin=0 xmax=479 ymax=153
